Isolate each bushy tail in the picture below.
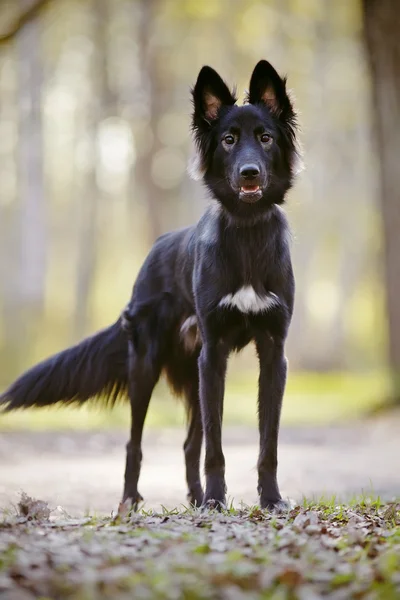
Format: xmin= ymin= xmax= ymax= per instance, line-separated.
xmin=0 ymin=319 xmax=128 ymax=411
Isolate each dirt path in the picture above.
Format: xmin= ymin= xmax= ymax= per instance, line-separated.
xmin=1 ymin=417 xmax=399 ymax=516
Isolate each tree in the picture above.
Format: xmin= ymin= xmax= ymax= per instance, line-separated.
xmin=0 ymin=0 xmax=47 ymax=380
xmin=363 ymin=0 xmax=400 ymax=401
xmin=130 ymin=0 xmax=164 ymax=243
xmin=73 ymin=0 xmax=118 ymax=339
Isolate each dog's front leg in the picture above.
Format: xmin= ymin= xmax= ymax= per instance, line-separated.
xmin=256 ymin=334 xmax=287 ymax=510
xmin=198 ymin=340 xmax=229 ymax=509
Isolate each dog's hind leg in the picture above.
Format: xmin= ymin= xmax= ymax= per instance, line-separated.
xmin=183 ymin=380 xmax=203 ymax=507
xmin=122 ymin=345 xmax=162 ymax=509
xmin=121 ymin=293 xmax=177 ymax=509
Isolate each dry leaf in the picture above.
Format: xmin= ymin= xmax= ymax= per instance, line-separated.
xmin=17 ymin=493 xmax=50 ymax=522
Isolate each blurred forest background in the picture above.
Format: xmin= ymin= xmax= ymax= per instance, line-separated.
xmin=0 ymin=0 xmax=398 ymax=427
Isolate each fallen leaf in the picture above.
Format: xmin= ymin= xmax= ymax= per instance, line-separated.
xmin=17 ymin=493 xmax=50 ymax=522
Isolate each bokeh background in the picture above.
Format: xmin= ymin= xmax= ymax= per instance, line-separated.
xmin=0 ymin=0 xmax=398 ymax=433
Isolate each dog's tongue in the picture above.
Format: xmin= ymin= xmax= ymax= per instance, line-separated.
xmin=241 ymin=185 xmax=260 ymax=193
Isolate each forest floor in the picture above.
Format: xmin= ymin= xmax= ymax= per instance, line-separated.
xmin=1 ymin=411 xmax=400 ymax=598
xmin=0 ymin=495 xmax=399 ymax=599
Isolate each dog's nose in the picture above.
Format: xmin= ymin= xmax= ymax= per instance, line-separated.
xmin=240 ymin=164 xmax=260 ymax=179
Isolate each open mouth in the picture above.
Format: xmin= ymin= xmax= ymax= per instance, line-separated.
xmin=239 ymin=184 xmax=262 ymax=203
xmin=240 ymin=185 xmax=260 ymax=194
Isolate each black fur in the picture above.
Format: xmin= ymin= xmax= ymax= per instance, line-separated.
xmin=0 ymin=320 xmax=128 ymax=409
xmin=1 ymin=60 xmax=300 ymax=510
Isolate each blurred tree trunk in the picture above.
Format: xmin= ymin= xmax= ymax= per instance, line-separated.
xmin=363 ymin=0 xmax=400 ymax=401
xmin=1 ymin=0 xmax=46 ymax=378
xmin=131 ymin=0 xmax=164 ymax=243
xmin=73 ymin=0 xmax=117 ymax=338
xmin=17 ymin=0 xmax=46 ymax=310
xmin=288 ymin=7 xmax=333 ymax=370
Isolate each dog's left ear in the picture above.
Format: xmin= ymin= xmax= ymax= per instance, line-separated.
xmin=248 ymin=60 xmax=292 ymax=117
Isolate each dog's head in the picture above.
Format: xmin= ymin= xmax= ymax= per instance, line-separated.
xmin=190 ymin=60 xmax=302 ymax=219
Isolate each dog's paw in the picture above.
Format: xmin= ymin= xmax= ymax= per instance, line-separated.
xmin=201 ymin=497 xmax=226 ymax=512
xmin=134 ymin=492 xmax=144 ymax=505
xmin=187 ymin=489 xmax=204 ymax=508
xmin=119 ymin=492 xmax=144 ymax=517
xmin=260 ymin=497 xmax=292 ymax=513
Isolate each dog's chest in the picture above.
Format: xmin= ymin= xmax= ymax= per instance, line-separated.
xmin=217 ymin=229 xmax=277 ymax=314
xmin=219 ymin=286 xmax=278 ymax=314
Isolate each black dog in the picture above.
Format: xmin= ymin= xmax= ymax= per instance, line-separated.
xmin=1 ymin=60 xmax=301 ymax=510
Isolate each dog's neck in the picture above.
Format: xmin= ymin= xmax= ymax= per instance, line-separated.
xmin=208 ymin=199 xmax=284 ymax=228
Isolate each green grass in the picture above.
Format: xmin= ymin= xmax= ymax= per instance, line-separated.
xmin=0 ymin=368 xmax=390 ymax=431
xmin=1 ymin=495 xmax=399 ymax=599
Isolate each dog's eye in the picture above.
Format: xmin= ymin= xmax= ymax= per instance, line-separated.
xmin=260 ymin=133 xmax=272 ymax=144
xmin=223 ymin=135 xmax=235 ymax=145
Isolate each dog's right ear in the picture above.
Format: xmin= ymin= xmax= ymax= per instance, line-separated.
xmin=192 ymin=66 xmax=236 ymax=126
xmin=189 ymin=67 xmax=236 ymax=181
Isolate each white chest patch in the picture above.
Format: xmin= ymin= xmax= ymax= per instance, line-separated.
xmin=219 ymin=286 xmax=279 ymax=314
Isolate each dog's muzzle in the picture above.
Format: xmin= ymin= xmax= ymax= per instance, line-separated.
xmin=238 ymin=164 xmax=263 ymax=203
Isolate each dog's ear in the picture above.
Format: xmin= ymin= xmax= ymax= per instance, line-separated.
xmin=248 ymin=60 xmax=292 ymax=117
xmin=192 ymin=66 xmax=236 ymax=124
